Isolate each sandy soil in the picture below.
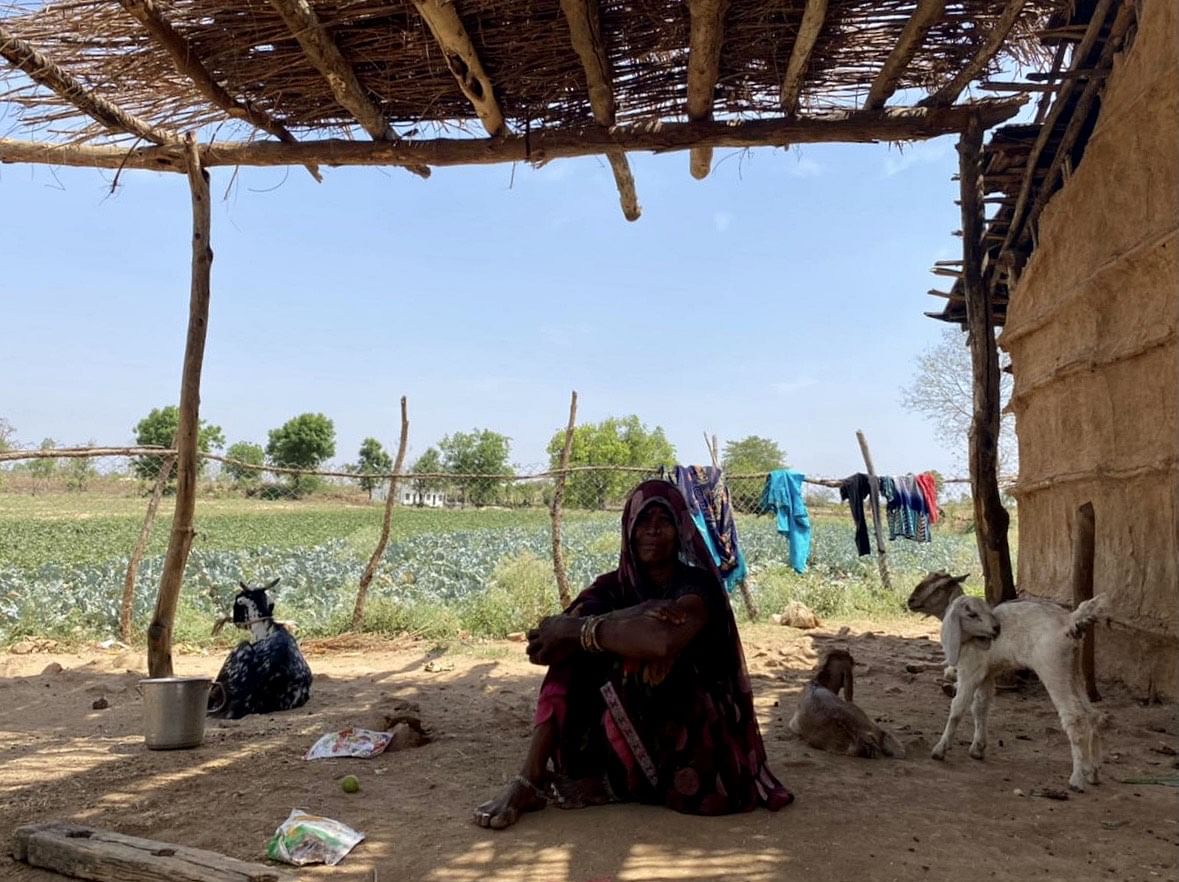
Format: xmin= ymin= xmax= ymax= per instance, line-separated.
xmin=1 ymin=621 xmax=1176 ymax=882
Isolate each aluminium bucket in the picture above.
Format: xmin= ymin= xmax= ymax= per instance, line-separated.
xmin=139 ymin=677 xmax=224 ymax=750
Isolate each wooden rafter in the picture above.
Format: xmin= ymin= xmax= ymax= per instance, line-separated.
xmin=922 ymin=0 xmax=1027 ymax=107
xmin=686 ymin=0 xmax=729 ymax=179
xmin=267 ymin=0 xmax=388 ymax=139
xmin=0 ymin=24 xmax=175 ymax=144
xmin=0 ymin=100 xmax=1024 ymax=173
xmin=559 ymin=0 xmax=638 ymax=220
xmin=411 ymin=0 xmax=505 ymax=137
xmin=780 ymin=0 xmax=828 ymax=115
xmin=999 ymin=0 xmax=1116 ymax=255
xmin=864 ymin=0 xmax=945 ymax=111
xmin=119 ymin=0 xmax=321 ymax=182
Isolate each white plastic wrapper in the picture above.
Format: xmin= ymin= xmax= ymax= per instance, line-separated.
xmin=304 ymin=727 xmax=393 ymax=760
xmin=265 ymin=809 xmax=365 ymax=866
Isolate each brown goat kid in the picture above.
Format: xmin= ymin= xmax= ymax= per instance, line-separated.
xmin=788 ymin=650 xmax=905 ymax=759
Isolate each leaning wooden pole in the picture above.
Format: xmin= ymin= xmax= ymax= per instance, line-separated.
xmin=855 ymin=429 xmax=892 ymax=591
xmin=550 ymin=391 xmax=578 ymax=608
xmin=120 ymin=455 xmax=174 ymax=642
xmin=958 ymin=114 xmax=1016 ymax=606
xmin=353 ymin=396 xmax=410 ymax=630
xmin=1071 ymin=501 xmax=1100 ymax=702
xmin=146 ymin=134 xmax=212 ymax=678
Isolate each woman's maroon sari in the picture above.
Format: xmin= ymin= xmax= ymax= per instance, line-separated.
xmin=534 ymin=480 xmax=793 ymax=814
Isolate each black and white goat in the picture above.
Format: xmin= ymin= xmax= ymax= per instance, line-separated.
xmin=209 ymin=578 xmax=312 ymax=720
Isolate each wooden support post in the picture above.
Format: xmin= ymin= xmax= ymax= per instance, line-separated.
xmin=147 ymin=134 xmax=212 ymax=678
xmin=353 ymin=396 xmax=410 ymax=629
xmin=855 ymin=430 xmax=892 ymax=591
xmin=1071 ymin=501 xmax=1100 ymax=702
xmin=550 ymin=391 xmax=578 ymax=608
xmin=120 ymin=454 xmax=173 ymax=643
xmin=959 ymin=115 xmax=1016 ymax=606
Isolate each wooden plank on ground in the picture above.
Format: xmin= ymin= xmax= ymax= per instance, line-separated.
xmin=12 ymin=821 xmax=290 ymax=882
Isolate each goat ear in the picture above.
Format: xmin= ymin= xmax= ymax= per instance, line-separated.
xmin=953 ymin=573 xmax=969 ymax=584
xmin=843 ymin=665 xmax=855 ymax=703
xmin=265 ymin=577 xmax=280 ymax=590
xmin=941 ymin=607 xmax=962 ymax=667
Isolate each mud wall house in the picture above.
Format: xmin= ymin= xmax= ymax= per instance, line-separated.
xmin=1000 ymin=0 xmax=1178 ymax=699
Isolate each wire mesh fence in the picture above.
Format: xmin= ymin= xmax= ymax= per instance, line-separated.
xmin=0 ymin=445 xmax=987 ymax=647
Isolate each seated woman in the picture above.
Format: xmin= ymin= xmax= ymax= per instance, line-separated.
xmin=474 ymin=480 xmax=792 ymax=829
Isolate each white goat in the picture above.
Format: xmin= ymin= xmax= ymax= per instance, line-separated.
xmin=931 ymin=594 xmax=1107 ymax=791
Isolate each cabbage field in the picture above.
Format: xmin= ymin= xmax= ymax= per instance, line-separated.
xmin=0 ymin=495 xmax=987 ymax=644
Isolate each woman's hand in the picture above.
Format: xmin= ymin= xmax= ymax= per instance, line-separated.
xmin=525 ymin=615 xmax=581 ymax=666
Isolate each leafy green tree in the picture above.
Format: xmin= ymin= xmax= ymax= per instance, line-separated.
xmin=224 ymin=441 xmax=265 ymax=488
xmin=28 ymin=438 xmax=58 ymax=485
xmin=266 ymin=413 xmax=336 ymax=496
xmin=722 ymin=435 xmax=787 ymax=512
xmin=439 ymin=429 xmax=513 ymax=506
xmin=352 ymin=437 xmax=393 ymax=500
xmin=409 ymin=447 xmax=445 ymax=506
xmin=64 ymin=439 xmax=97 ymax=492
xmin=132 ymin=405 xmax=224 ymax=480
xmin=546 ymin=416 xmax=675 ymax=509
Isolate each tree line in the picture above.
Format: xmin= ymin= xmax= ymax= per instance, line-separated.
xmin=0 ymin=409 xmax=791 ymax=510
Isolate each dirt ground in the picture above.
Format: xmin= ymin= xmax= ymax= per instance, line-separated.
xmin=1 ymin=621 xmax=1176 ymax=882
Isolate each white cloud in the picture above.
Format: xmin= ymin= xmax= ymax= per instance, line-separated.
xmin=882 ymin=140 xmax=951 ymax=177
xmin=772 ymin=378 xmax=818 ymax=395
xmin=713 ymin=211 xmax=734 ymax=233
xmin=786 ymin=156 xmax=824 ymax=178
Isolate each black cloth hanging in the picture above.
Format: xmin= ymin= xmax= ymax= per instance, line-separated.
xmin=839 ymin=473 xmax=874 ymax=556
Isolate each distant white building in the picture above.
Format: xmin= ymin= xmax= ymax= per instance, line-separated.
xmin=399 ymin=487 xmax=447 ymax=508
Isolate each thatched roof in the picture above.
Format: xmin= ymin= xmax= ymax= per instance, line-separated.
xmin=924 ymin=0 xmax=1139 ymax=326
xmin=2 ymin=1 xmax=1060 ymax=143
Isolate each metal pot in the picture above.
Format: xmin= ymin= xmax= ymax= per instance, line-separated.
xmin=138 ymin=677 xmax=224 ymax=750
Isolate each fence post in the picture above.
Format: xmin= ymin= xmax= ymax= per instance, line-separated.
xmin=120 ymin=454 xmax=174 ymax=643
xmin=353 ymin=396 xmax=410 ymax=630
xmin=855 ymin=429 xmax=892 ymax=591
xmin=550 ymin=391 xmax=578 ymax=608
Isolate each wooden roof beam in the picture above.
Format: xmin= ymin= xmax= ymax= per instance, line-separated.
xmin=0 ymin=100 xmax=1025 ymax=173
xmin=411 ymin=0 xmax=505 ymax=137
xmin=780 ymin=0 xmax=828 ymax=115
xmin=267 ymin=0 xmax=428 ymax=177
xmin=686 ymin=0 xmax=729 ymax=179
xmin=559 ymin=0 xmax=639 ymax=220
xmin=119 ymin=0 xmax=321 ymax=182
xmin=0 ymin=24 xmax=176 ymax=144
xmin=864 ymin=0 xmax=945 ymax=111
xmin=923 ymin=0 xmax=1027 ymax=107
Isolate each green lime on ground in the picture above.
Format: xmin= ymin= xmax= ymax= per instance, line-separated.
xmin=341 ymin=775 xmax=360 ymax=794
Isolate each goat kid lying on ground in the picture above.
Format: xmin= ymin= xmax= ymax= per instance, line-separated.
xmin=931 ymin=594 xmax=1107 ymax=791
xmin=209 ymin=578 xmax=312 ymax=720
xmin=789 ymin=649 xmax=905 ymax=758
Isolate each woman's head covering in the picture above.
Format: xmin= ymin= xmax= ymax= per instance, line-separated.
xmin=618 ymin=479 xmax=723 ymax=594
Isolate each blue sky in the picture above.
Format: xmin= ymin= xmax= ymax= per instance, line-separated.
xmin=1 ymin=135 xmax=968 ymax=478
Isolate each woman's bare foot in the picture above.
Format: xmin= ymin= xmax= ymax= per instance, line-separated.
xmin=473 ymin=775 xmax=548 ymax=830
